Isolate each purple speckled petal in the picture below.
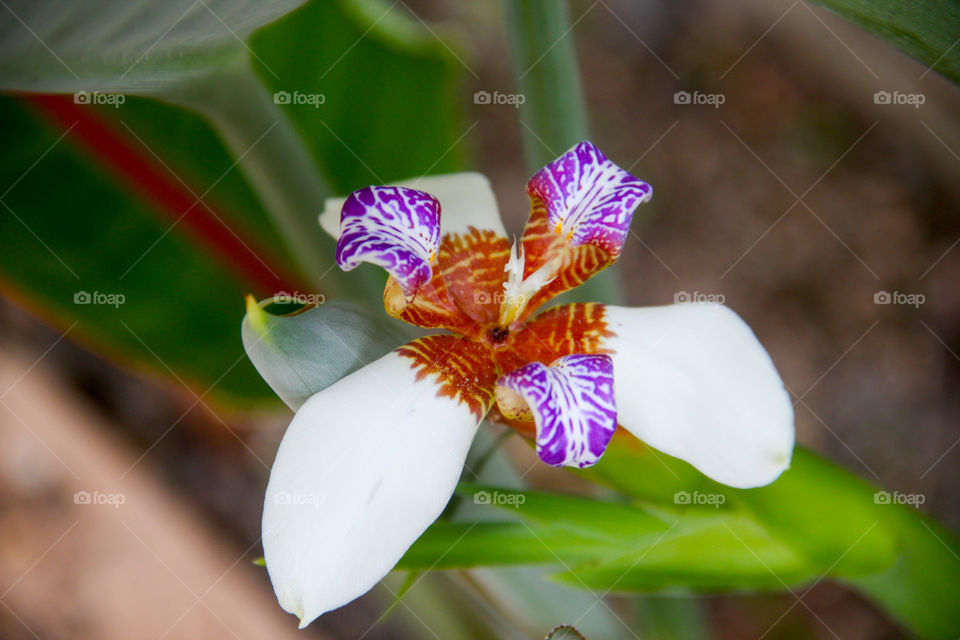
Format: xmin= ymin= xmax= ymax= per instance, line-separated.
xmin=336 ymin=186 xmax=441 ymax=299
xmin=527 ymin=141 xmax=651 ymax=257
xmin=497 ymin=354 xmax=617 ymax=468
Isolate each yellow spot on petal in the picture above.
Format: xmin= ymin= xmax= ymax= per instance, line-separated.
xmin=383 ymin=276 xmax=411 ymax=317
xmin=245 ymin=294 xmax=270 ymax=340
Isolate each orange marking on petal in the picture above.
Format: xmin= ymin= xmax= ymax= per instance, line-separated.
xmin=396 ymin=335 xmax=498 ymax=421
xmin=515 ymin=199 xmax=617 ymax=324
xmin=393 ymin=227 xmax=512 ymax=339
xmin=493 ymin=302 xmax=614 ymax=376
xmin=485 ymin=304 xmax=613 ymax=435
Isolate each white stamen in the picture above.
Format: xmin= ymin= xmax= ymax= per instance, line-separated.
xmin=499 ymin=241 xmax=560 ymax=326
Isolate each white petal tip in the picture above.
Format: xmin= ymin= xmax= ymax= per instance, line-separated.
xmin=728 ymin=451 xmax=792 ymax=489
xmin=274 ymin=577 xmax=335 ymax=629
xmin=262 ymin=351 xmax=483 ymax=626
xmin=602 ymin=304 xmax=796 ymax=490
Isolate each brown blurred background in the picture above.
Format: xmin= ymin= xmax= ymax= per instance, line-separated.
xmin=2 ymin=1 xmax=959 ymax=638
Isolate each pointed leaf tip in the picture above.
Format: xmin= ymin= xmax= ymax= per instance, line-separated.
xmin=244 ymin=294 xmax=270 ymax=341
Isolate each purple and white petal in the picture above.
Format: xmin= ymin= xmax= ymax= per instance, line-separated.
xmin=336 ymin=186 xmax=441 ymax=299
xmin=321 ymin=173 xmax=507 ymax=242
xmin=496 ymin=354 xmax=617 ymax=468
xmin=527 ymin=140 xmax=652 ymax=256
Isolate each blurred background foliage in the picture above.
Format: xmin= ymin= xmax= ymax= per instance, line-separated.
xmin=1 ymin=0 xmax=960 ymax=639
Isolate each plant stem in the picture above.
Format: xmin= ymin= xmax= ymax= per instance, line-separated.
xmin=501 ymin=0 xmax=589 ymax=173
xmin=165 ymin=62 xmax=344 ymax=297
xmin=501 ymin=0 xmax=623 ymax=305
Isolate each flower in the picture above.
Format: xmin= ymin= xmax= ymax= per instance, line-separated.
xmin=260 ymin=141 xmax=794 ymax=626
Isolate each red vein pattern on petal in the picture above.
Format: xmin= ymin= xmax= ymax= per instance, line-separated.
xmin=519 ymin=202 xmax=609 ymax=320
xmin=389 ymin=228 xmax=512 ymax=339
xmin=396 ymin=334 xmax=499 ymax=422
xmin=488 ymin=303 xmax=613 ymax=436
xmin=494 ymin=303 xmax=614 ymax=375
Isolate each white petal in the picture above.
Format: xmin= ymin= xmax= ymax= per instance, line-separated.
xmin=320 ymin=172 xmax=506 ymax=241
xmin=601 ymin=304 xmax=794 ymax=488
xmin=262 ymin=350 xmax=481 ymax=626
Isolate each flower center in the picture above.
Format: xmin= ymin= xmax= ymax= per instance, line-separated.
xmin=488 ymin=326 xmax=510 ymax=343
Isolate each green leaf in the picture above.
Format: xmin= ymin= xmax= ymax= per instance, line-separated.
xmin=578 ymin=432 xmax=713 ymax=505
xmin=583 ymin=439 xmax=899 ymax=578
xmin=402 ymin=495 xmax=814 ymax=594
xmin=809 ymin=0 xmax=960 ymax=85
xmin=584 ymin=441 xmax=960 ymax=638
xmin=557 ymin=511 xmax=813 ymax=593
xmin=457 ymin=484 xmax=673 ymax=546
xmin=460 ymin=486 xmax=815 ymax=591
xmin=242 ymin=295 xmax=408 ymax=409
xmin=0 ymin=0 xmax=468 ymax=405
xmin=0 ymin=0 xmax=307 ymax=93
xmin=407 ymin=437 xmax=960 ymax=639
xmin=0 ymin=96 xmax=278 ymax=404
xmin=846 ymin=507 xmax=960 ymax=639
xmin=729 ymin=448 xmax=898 ymax=578
xmin=398 ymin=522 xmax=611 ymax=570
xmin=249 ymin=0 xmax=468 ymax=193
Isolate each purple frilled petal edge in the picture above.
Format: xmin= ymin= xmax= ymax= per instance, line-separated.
xmin=527 ymin=141 xmax=652 ymax=257
xmin=336 ymin=186 xmax=441 ymax=298
xmin=497 ymin=354 xmax=618 ymax=468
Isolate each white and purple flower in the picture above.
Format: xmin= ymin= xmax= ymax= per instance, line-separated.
xmin=255 ymin=141 xmax=795 ymax=627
